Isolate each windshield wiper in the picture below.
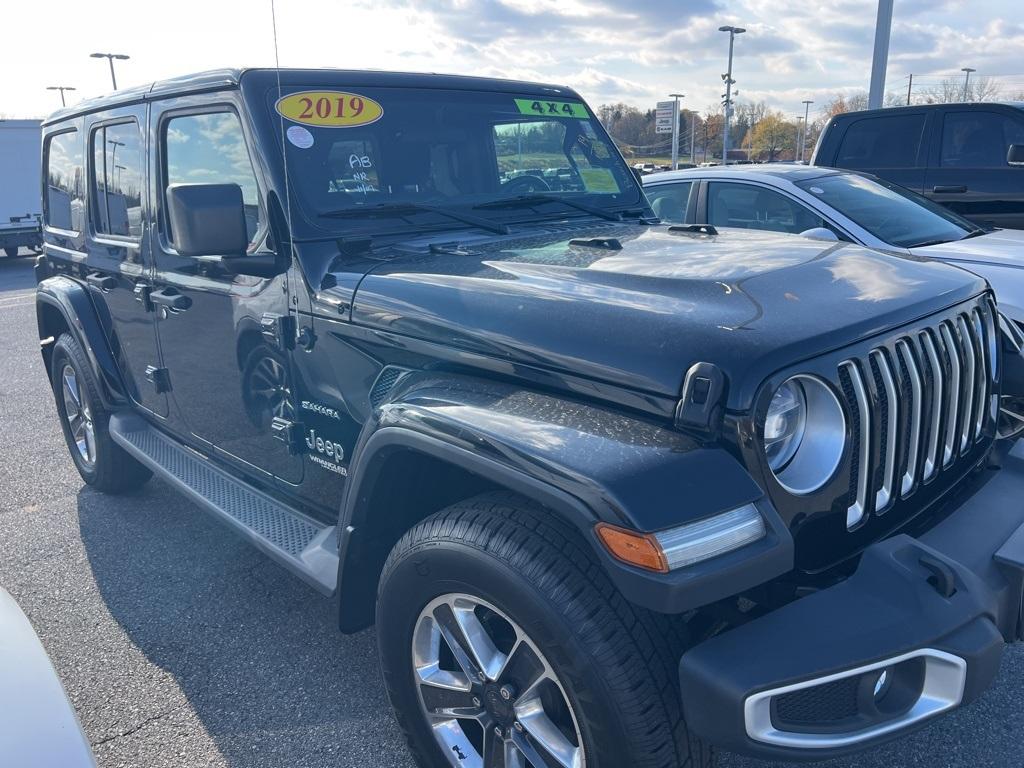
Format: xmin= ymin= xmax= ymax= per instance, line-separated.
xmin=473 ymin=194 xmax=623 ymax=222
xmin=959 ymin=229 xmax=988 ymax=240
xmin=319 ymin=202 xmax=509 ymax=235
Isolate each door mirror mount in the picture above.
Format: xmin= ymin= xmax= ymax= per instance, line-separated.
xmin=799 ymin=227 xmax=840 ymax=242
xmin=1007 ymin=144 xmax=1024 ymax=167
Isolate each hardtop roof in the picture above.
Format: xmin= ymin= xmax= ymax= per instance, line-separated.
xmin=43 ymin=68 xmax=580 ymax=126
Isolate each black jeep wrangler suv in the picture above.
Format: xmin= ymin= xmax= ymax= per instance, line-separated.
xmin=35 ymin=69 xmax=1024 ymax=767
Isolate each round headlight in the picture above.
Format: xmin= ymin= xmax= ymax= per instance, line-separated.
xmin=764 ymin=375 xmax=846 ymax=495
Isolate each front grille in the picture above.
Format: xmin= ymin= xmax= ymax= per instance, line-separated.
xmin=839 ymin=298 xmax=997 ymax=529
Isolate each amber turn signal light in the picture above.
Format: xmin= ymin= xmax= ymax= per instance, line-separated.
xmin=595 ymin=523 xmax=669 ymax=573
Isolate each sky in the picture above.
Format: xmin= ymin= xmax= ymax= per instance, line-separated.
xmin=3 ymin=0 xmax=1022 ymax=122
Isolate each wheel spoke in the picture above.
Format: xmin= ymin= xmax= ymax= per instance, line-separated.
xmin=501 ymin=640 xmax=545 ymax=696
xmin=482 ymin=725 xmax=506 ymax=768
xmin=433 ymin=600 xmax=501 ymax=684
xmin=413 ymin=612 xmax=474 ymax=692
xmin=443 ymin=597 xmax=508 ymax=682
xmin=62 ymin=370 xmax=81 ymax=407
xmin=511 ymin=726 xmax=580 ymax=768
xmin=514 ymin=695 xmax=582 ymax=768
xmin=420 ymin=683 xmax=485 ymax=721
xmin=83 ymin=421 xmax=96 ymax=461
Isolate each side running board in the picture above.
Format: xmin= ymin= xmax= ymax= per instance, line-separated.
xmin=109 ymin=412 xmax=338 ymax=595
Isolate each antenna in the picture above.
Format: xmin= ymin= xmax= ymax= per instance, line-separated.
xmin=270 ymin=0 xmax=295 ymax=255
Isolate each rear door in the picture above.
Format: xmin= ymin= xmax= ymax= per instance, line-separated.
xmin=829 ymin=111 xmax=930 ymax=193
xmin=924 ymin=106 xmax=1024 ymax=229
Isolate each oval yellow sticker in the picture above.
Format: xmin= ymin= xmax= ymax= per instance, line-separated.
xmin=275 ymin=90 xmax=383 ymax=128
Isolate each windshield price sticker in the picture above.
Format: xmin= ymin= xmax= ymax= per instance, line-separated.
xmin=514 ymin=98 xmax=588 ymax=119
xmin=276 ymin=91 xmax=384 ymax=128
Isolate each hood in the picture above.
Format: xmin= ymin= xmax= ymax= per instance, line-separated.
xmin=345 ymin=224 xmax=986 ymax=409
xmin=910 ymin=227 xmax=1024 ymax=267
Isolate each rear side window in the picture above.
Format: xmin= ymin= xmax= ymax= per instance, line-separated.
xmin=707 ymin=182 xmax=825 ymax=234
xmin=163 ymin=111 xmax=262 ymax=245
xmin=45 ymin=130 xmax=85 ymax=232
xmin=92 ymin=121 xmax=144 ymax=238
xmin=940 ymin=111 xmax=1024 ymax=168
xmin=835 ymin=114 xmax=926 ymax=169
xmin=645 ymin=182 xmax=691 ymax=223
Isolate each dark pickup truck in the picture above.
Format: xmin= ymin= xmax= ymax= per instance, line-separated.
xmin=812 ymin=102 xmax=1024 ymax=230
xmin=35 ymin=69 xmax=1024 ymax=768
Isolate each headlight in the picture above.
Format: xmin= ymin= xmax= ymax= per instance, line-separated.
xmin=764 ymin=375 xmax=846 ymax=494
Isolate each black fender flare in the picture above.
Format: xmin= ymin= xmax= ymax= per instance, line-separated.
xmin=36 ymin=276 xmax=127 ymax=408
xmin=336 ymin=373 xmax=792 ymax=625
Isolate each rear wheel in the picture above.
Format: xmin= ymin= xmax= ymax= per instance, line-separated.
xmin=377 ymin=492 xmax=713 ymax=768
xmin=51 ymin=333 xmax=152 ymax=493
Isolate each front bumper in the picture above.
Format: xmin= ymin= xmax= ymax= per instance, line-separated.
xmin=679 ymin=440 xmax=1024 ymax=762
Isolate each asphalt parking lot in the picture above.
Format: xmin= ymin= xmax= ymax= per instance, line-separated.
xmin=1 ymin=252 xmax=1022 ymax=768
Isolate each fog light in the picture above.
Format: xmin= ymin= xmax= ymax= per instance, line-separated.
xmin=596 ymin=504 xmax=765 ymax=573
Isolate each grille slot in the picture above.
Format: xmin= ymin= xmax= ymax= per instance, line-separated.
xmin=839 ymin=301 xmax=992 ymax=529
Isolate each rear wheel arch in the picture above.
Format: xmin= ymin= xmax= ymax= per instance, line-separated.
xmin=336 ymin=427 xmax=599 ymax=633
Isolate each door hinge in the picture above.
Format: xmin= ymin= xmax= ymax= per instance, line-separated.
xmin=271 ymin=417 xmax=306 ymax=455
xmin=145 ymin=365 xmax=171 ymax=393
xmin=261 ymin=313 xmax=296 ymax=351
xmin=134 ymin=283 xmax=154 ymax=312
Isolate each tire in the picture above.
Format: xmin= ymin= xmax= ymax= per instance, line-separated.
xmin=3 ymin=246 xmax=18 ymax=258
xmin=376 ymin=491 xmax=713 ymax=768
xmin=51 ymin=333 xmax=152 ymax=493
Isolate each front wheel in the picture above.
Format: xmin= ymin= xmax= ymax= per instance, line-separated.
xmin=3 ymin=246 xmax=18 ymax=258
xmin=376 ymin=492 xmax=712 ymax=768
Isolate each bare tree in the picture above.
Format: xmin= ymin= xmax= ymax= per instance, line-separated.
xmin=920 ymin=75 xmax=1001 ymax=103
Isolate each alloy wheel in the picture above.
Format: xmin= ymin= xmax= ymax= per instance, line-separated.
xmin=61 ymin=364 xmax=96 ymax=465
xmin=413 ymin=594 xmax=585 ymax=768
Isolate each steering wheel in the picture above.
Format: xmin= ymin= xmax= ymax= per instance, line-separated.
xmin=503 ymin=174 xmax=551 ymax=194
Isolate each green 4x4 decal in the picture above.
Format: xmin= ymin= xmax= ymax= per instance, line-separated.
xmin=514 ymin=98 xmax=588 ymax=119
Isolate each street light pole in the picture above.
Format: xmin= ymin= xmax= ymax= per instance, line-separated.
xmin=867 ymin=0 xmax=894 ymax=109
xmin=795 ymin=117 xmax=803 ymax=162
xmin=669 ymin=93 xmax=684 ymax=170
xmin=961 ymin=67 xmax=976 ymax=101
xmin=800 ymin=99 xmax=814 ymax=162
xmin=46 ymin=86 xmax=77 ymax=107
xmin=90 ymin=52 xmax=130 ymax=90
xmin=718 ymin=25 xmax=745 ymax=165
xmin=691 ymin=112 xmax=697 ymax=165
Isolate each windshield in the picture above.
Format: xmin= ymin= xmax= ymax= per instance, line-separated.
xmin=268 ymin=86 xmax=642 ymax=236
xmin=794 ymin=173 xmax=982 ymax=248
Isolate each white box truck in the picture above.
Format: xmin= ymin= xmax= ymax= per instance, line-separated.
xmin=0 ymin=119 xmax=42 ymax=258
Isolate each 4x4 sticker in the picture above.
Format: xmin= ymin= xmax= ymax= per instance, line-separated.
xmin=514 ymin=98 xmax=588 ymax=119
xmin=276 ymin=91 xmax=384 ymax=128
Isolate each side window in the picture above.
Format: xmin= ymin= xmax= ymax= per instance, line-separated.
xmin=163 ymin=111 xmax=262 ymax=246
xmin=44 ymin=130 xmax=85 ymax=232
xmin=836 ymin=114 xmax=926 ymax=169
xmin=940 ymin=111 xmax=1024 ymax=168
xmin=91 ymin=121 xmax=144 ymax=238
xmin=708 ymin=182 xmax=824 ymax=234
xmin=646 ymin=182 xmax=691 ymax=223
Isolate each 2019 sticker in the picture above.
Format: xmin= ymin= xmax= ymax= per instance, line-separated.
xmin=276 ymin=91 xmax=384 ymax=128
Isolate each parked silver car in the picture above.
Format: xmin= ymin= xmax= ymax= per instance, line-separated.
xmin=643 ymin=164 xmax=1024 ymax=325
xmin=0 ymin=586 xmax=94 ymax=766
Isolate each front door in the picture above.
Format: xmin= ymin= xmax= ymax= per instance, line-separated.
xmin=924 ymin=107 xmax=1024 ymax=229
xmin=148 ymin=95 xmax=302 ymax=484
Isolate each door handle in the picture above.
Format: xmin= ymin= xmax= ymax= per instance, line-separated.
xmin=932 ymin=185 xmax=967 ymax=194
xmin=86 ymin=272 xmax=118 ymax=292
xmin=149 ymin=288 xmax=192 ymax=312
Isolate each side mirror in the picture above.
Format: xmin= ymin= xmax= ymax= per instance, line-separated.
xmin=1007 ymin=144 xmax=1024 ymax=167
xmin=799 ymin=227 xmax=840 ymax=242
xmin=167 ymin=183 xmax=248 ymax=257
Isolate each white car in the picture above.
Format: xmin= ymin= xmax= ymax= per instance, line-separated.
xmin=0 ymin=587 xmax=95 ymax=766
xmin=642 ymin=164 xmax=1024 ymax=326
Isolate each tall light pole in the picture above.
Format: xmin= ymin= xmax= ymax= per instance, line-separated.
xmin=90 ymin=52 xmax=130 ymax=90
xmin=795 ymin=117 xmax=803 ymax=162
xmin=867 ymin=0 xmax=894 ymax=109
xmin=46 ymin=86 xmax=77 ymax=107
xmin=690 ymin=112 xmax=697 ymax=165
xmin=961 ymin=67 xmax=976 ymax=101
xmin=669 ymin=93 xmax=685 ymax=170
xmin=718 ymin=25 xmax=745 ymax=165
xmin=800 ymin=99 xmax=814 ymax=162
